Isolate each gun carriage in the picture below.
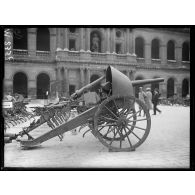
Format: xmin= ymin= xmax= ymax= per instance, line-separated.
xmin=3 ymin=99 xmax=35 ymax=130
xmin=4 ymin=66 xmax=164 ymax=152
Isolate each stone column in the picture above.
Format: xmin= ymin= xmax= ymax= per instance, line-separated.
xmin=110 ymin=28 xmax=113 ymax=53
xmin=50 ymin=30 xmax=56 ymax=53
xmin=80 ymin=67 xmax=85 ymax=87
xmin=145 ymin=43 xmax=151 ymax=65
xmin=56 ymin=67 xmax=61 ymax=81
xmin=176 ymin=45 xmax=182 ymax=64
xmin=28 ymin=28 xmax=36 ymax=56
xmin=53 ymin=67 xmax=61 ymax=98
xmin=86 ymin=67 xmax=91 ymax=84
xmin=56 ymin=28 xmax=62 ymax=49
xmin=86 ymin=28 xmax=90 ymax=51
xmin=112 ymin=28 xmax=116 ymax=53
xmin=64 ymin=68 xmax=69 ymax=96
xmin=106 ymin=28 xmax=110 ymax=53
xmin=129 ymin=29 xmax=134 ymax=54
xmin=61 ymin=28 xmax=65 ymax=49
xmin=160 ymin=44 xmax=167 ymax=65
xmin=60 ymin=68 xmax=66 ymax=96
xmin=126 ymin=28 xmax=130 ymax=54
xmin=64 ymin=28 xmax=68 ymax=50
xmin=80 ymin=28 xmax=85 ymax=51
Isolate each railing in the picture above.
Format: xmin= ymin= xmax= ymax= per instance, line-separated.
xmin=36 ymin=51 xmax=51 ymax=56
xmin=68 ymin=51 xmax=80 ymax=57
xmin=167 ymin=59 xmax=177 ymax=65
xmin=182 ymin=60 xmax=190 ymax=65
xmin=12 ymin=49 xmax=137 ymax=63
xmin=116 ymin=54 xmax=127 ymax=60
xmin=13 ymin=49 xmax=28 ymax=55
xmin=91 ymin=52 xmax=107 ymax=59
xmin=136 ymin=58 xmax=145 ymax=63
xmin=152 ymin=59 xmax=161 ymax=64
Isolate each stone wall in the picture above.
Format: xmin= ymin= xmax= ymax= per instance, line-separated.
xmin=4 ymin=28 xmax=190 ymax=98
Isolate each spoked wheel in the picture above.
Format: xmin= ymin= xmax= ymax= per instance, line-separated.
xmin=93 ymin=95 xmax=151 ymax=152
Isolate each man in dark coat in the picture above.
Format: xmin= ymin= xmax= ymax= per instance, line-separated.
xmin=152 ymin=88 xmax=162 ymax=115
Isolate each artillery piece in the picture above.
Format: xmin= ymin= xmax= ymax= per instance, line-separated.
xmin=5 ymin=66 xmax=164 ymax=152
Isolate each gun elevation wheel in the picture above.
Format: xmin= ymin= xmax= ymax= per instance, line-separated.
xmin=93 ymin=95 xmax=151 ymax=152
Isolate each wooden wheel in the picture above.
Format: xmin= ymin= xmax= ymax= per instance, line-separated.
xmin=93 ymin=95 xmax=151 ymax=152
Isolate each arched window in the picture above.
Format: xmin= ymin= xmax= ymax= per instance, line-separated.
xmin=37 ymin=73 xmax=50 ymax=99
xmin=69 ymin=39 xmax=76 ymax=51
xmin=151 ymin=39 xmax=160 ymax=59
xmin=182 ymin=42 xmax=190 ymax=61
xmin=116 ymin=30 xmax=122 ymax=38
xmin=135 ymin=37 xmax=144 ymax=58
xmin=69 ymin=28 xmax=76 ymax=33
xmin=13 ymin=28 xmax=27 ymax=50
xmin=69 ymin=85 xmax=76 ymax=96
xmin=90 ymin=31 xmax=101 ymax=52
xmin=90 ymin=74 xmax=100 ymax=92
xmin=167 ymin=78 xmax=174 ymax=98
xmin=36 ymin=28 xmax=50 ymax=51
xmin=13 ymin=72 xmax=28 ymax=98
xmin=167 ymin=40 xmax=175 ymax=60
xmin=182 ymin=79 xmax=189 ymax=97
xmin=135 ymin=76 xmax=144 ymax=98
xmin=116 ymin=43 xmax=122 ymax=54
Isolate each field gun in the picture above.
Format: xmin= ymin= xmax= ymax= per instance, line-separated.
xmin=5 ymin=66 xmax=164 ymax=152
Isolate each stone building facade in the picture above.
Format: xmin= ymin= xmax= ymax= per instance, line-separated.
xmin=4 ymin=27 xmax=190 ymax=99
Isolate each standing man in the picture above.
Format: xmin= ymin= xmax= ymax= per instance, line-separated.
xmin=145 ymin=88 xmax=153 ymax=113
xmin=6 ymin=92 xmax=16 ymax=102
xmin=152 ymin=88 xmax=162 ymax=115
xmin=138 ymin=87 xmax=146 ymax=116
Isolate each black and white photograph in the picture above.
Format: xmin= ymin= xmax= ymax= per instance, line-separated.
xmin=2 ymin=27 xmax=191 ymax=169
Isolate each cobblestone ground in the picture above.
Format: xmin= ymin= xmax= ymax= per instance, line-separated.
xmin=4 ymin=105 xmax=190 ymax=168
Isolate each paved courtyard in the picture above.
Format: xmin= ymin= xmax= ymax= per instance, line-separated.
xmin=4 ymin=105 xmax=190 ymax=168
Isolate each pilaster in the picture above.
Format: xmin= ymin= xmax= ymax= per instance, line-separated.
xmin=126 ymin=29 xmax=130 ymax=54
xmin=145 ymin=43 xmax=151 ymax=64
xmin=80 ymin=28 xmax=85 ymax=51
xmin=160 ymin=44 xmax=167 ymax=65
xmin=64 ymin=68 xmax=69 ymax=96
xmin=112 ymin=28 xmax=116 ymax=53
xmin=64 ymin=28 xmax=68 ymax=50
xmin=80 ymin=67 xmax=85 ymax=87
xmin=28 ymin=28 xmax=36 ymax=56
xmin=86 ymin=67 xmax=91 ymax=84
xmin=129 ymin=29 xmax=134 ymax=54
xmin=106 ymin=28 xmax=110 ymax=53
xmin=176 ymin=46 xmax=182 ymax=64
xmin=86 ymin=28 xmax=90 ymax=51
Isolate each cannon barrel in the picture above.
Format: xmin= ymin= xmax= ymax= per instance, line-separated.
xmin=131 ymin=78 xmax=164 ymax=87
xmin=71 ymin=76 xmax=105 ymax=99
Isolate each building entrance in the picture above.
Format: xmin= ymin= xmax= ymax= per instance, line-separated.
xmin=36 ymin=73 xmax=50 ymax=99
xmin=13 ymin=72 xmax=28 ymax=98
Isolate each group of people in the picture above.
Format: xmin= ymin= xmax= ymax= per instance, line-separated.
xmin=138 ymin=87 xmax=162 ymax=116
xmin=4 ymin=92 xmax=24 ymax=103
